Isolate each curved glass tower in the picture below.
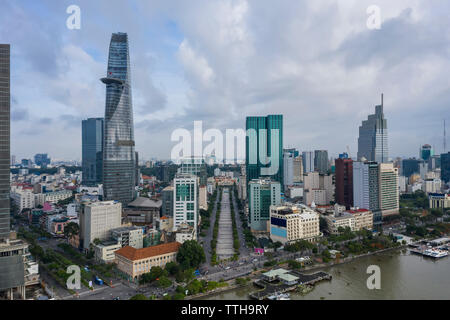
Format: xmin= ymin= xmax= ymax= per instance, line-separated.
xmin=101 ymin=33 xmax=135 ymax=204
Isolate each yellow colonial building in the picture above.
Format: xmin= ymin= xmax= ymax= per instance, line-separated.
xmin=115 ymin=242 xmax=181 ymax=281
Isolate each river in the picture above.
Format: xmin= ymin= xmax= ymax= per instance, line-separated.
xmin=201 ymin=249 xmax=450 ymax=300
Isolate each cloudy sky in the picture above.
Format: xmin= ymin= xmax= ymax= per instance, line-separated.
xmin=2 ymin=0 xmax=450 ymax=162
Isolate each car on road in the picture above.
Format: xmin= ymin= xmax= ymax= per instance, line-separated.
xmin=225 ymin=267 xmax=230 ymax=270
xmin=113 ymin=297 xmax=120 ymax=300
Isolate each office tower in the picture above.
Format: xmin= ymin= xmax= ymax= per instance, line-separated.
xmin=293 ymin=155 xmax=303 ymax=183
xmin=1 ymin=45 xmax=38 ymax=298
xmin=420 ymin=144 xmax=434 ymax=161
xmin=135 ymin=151 xmax=140 ymax=187
xmin=248 ymin=179 xmax=281 ymax=232
xmin=354 ymin=161 xmax=398 ymax=227
xmin=20 ymin=159 xmax=31 ymax=168
xmin=34 ymin=154 xmax=50 ymax=167
xmin=378 ymin=163 xmax=399 ymax=217
xmin=314 ymin=150 xmax=329 ymax=174
xmin=173 ymin=174 xmax=198 ymax=237
xmin=441 ymin=152 xmax=450 ymax=183
xmin=335 ymin=157 xmax=354 ymax=209
xmin=101 ymin=33 xmax=136 ymax=205
xmin=401 ymin=158 xmax=420 ymax=178
xmin=357 ymin=94 xmax=388 ymax=163
xmin=161 ymin=186 xmax=174 ymax=217
xmin=179 ymin=156 xmax=207 ymax=186
xmin=302 ymin=151 xmax=315 ymax=173
xmin=0 ymin=44 xmax=10 ymax=242
xmin=284 ymin=148 xmax=299 ymax=158
xmin=79 ymin=201 xmax=122 ymax=250
xmin=10 ymin=155 xmax=15 ymax=166
xmin=246 ymin=115 xmax=283 ymax=190
xmin=353 ymin=161 xmax=380 ymax=224
xmin=428 ymin=155 xmax=441 ymax=171
xmin=82 ymin=118 xmax=104 ymax=186
xmin=339 ymin=152 xmax=349 ymax=159
xmin=283 ymin=151 xmax=294 ymax=188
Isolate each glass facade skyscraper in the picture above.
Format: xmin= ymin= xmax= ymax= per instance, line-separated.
xmin=101 ymin=33 xmax=136 ymax=205
xmin=441 ymin=152 xmax=450 ymax=183
xmin=314 ymin=150 xmax=329 ymax=174
xmin=357 ymin=94 xmax=388 ymax=163
xmin=82 ymin=118 xmax=104 ymax=186
xmin=246 ymin=115 xmax=283 ymax=189
xmin=0 ymin=44 xmax=10 ymax=241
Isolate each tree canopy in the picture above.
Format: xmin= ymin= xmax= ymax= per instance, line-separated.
xmin=176 ymin=240 xmax=205 ymax=270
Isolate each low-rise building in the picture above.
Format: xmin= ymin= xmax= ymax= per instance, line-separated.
xmin=269 ymin=203 xmax=321 ymax=244
xmin=325 ymin=209 xmax=373 ymax=235
xmin=94 ymin=240 xmax=122 ymax=264
xmin=111 ymin=226 xmax=143 ymax=249
xmin=123 ymin=197 xmax=162 ymax=225
xmin=429 ymin=193 xmax=450 ymax=209
xmin=157 ymin=216 xmax=173 ymax=232
xmin=115 ymin=242 xmax=182 ymax=281
xmin=43 ymin=190 xmax=73 ymax=204
xmin=175 ymin=223 xmax=196 ymax=243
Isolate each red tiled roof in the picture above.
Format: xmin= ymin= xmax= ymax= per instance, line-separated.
xmin=115 ymin=242 xmax=181 ymax=261
xmin=347 ymin=209 xmax=370 ymax=214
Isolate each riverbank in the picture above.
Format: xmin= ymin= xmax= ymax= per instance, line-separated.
xmin=191 ymin=244 xmax=409 ymax=300
xmin=201 ymin=245 xmax=450 ymax=300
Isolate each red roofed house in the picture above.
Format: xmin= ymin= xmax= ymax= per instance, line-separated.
xmin=115 ymin=242 xmax=182 ymax=281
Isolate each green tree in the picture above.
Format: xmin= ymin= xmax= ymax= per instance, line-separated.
xmin=165 ymin=261 xmax=180 ymax=276
xmin=64 ymin=222 xmax=79 ymax=241
xmin=176 ymin=240 xmax=206 ymax=270
xmin=157 ymin=275 xmax=172 ymax=288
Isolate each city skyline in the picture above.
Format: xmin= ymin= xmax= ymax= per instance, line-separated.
xmin=3 ymin=0 xmax=450 ymax=161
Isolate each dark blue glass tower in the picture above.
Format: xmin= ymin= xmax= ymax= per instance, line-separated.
xmin=101 ymin=33 xmax=136 ymax=204
xmin=82 ymin=118 xmax=104 ymax=186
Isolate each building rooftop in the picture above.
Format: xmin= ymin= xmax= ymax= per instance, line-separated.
xmin=115 ymin=242 xmax=181 ymax=261
xmin=262 ymin=268 xmax=289 ymax=278
xmin=278 ymin=273 xmax=299 ymax=282
xmin=346 ymin=209 xmax=371 ymax=214
xmin=128 ymin=197 xmax=162 ymax=208
xmin=110 ymin=226 xmax=142 ymax=233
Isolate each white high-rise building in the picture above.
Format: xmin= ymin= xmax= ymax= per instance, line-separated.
xmin=80 ymin=201 xmax=122 ymax=250
xmin=283 ymin=152 xmax=294 ymax=188
xmin=293 ymin=156 xmax=303 ymax=183
xmin=379 ymin=163 xmax=399 ymax=217
xmin=173 ymin=174 xmax=198 ymax=237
